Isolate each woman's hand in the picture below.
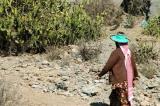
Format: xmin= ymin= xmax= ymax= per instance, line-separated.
xmin=133 ymin=80 xmax=138 ymax=87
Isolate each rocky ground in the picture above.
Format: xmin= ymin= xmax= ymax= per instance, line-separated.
xmin=0 ymin=22 xmax=160 ymax=106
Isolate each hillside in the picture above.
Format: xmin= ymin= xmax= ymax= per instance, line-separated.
xmin=0 ymin=0 xmax=160 ymax=106
xmin=0 ymin=22 xmax=160 ymax=106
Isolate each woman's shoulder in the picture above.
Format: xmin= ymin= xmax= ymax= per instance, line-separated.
xmin=113 ymin=48 xmax=121 ymax=54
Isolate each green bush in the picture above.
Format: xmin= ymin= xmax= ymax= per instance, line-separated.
xmin=0 ymin=0 xmax=103 ymax=54
xmin=144 ymin=17 xmax=160 ymax=37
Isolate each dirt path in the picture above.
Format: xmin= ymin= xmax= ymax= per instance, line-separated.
xmin=21 ymin=87 xmax=88 ymax=106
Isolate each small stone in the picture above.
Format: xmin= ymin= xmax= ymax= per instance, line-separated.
xmin=42 ymin=60 xmax=50 ymax=65
xmin=89 ymin=68 xmax=98 ymax=73
xmin=48 ymin=84 xmax=56 ymax=92
xmin=49 ymin=75 xmax=54 ymax=77
xmin=47 ymin=78 xmax=55 ymax=83
xmin=110 ymin=24 xmax=118 ymax=31
xmin=21 ymin=64 xmax=29 ymax=68
xmin=1 ymin=67 xmax=7 ymax=70
xmin=79 ymin=93 xmax=89 ymax=100
xmin=53 ymin=63 xmax=61 ymax=70
xmin=37 ymin=77 xmax=43 ymax=81
xmin=61 ymin=76 xmax=69 ymax=81
xmin=23 ymin=77 xmax=29 ymax=80
xmin=57 ymin=91 xmax=73 ymax=97
xmin=43 ymin=88 xmax=49 ymax=93
xmin=81 ymin=85 xmax=99 ymax=97
xmin=31 ymin=84 xmax=42 ymax=89
xmin=55 ymin=82 xmax=68 ymax=91
xmin=15 ymin=69 xmax=21 ymax=71
xmin=94 ymin=79 xmax=106 ymax=83
xmin=76 ymin=58 xmax=82 ymax=63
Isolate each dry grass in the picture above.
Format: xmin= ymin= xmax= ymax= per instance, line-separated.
xmin=140 ymin=63 xmax=157 ymax=79
xmin=0 ymin=79 xmax=22 ymax=106
xmin=79 ymin=42 xmax=101 ymax=61
xmin=121 ymin=15 xmax=135 ymax=28
xmin=130 ymin=41 xmax=159 ymax=79
xmin=84 ymin=0 xmax=123 ymax=26
xmin=130 ymin=42 xmax=159 ymax=64
xmin=46 ymin=46 xmax=63 ymax=61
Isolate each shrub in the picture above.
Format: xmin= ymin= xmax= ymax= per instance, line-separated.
xmin=121 ymin=0 xmax=151 ymax=16
xmin=84 ymin=0 xmax=123 ymax=26
xmin=130 ymin=42 xmax=159 ymax=64
xmin=79 ymin=41 xmax=101 ymax=61
xmin=46 ymin=46 xmax=62 ymax=61
xmin=0 ymin=0 xmax=103 ymax=54
xmin=121 ymin=15 xmax=134 ymax=28
xmin=144 ymin=16 xmax=160 ymax=37
xmin=140 ymin=63 xmax=157 ymax=79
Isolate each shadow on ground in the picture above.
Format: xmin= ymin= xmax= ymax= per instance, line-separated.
xmin=90 ymin=102 xmax=109 ymax=106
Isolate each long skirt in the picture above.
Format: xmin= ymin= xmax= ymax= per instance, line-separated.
xmin=109 ymin=81 xmax=131 ymax=106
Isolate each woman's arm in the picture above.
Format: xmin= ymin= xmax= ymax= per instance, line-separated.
xmin=98 ymin=49 xmax=119 ymax=77
xmin=131 ymin=54 xmax=139 ymax=80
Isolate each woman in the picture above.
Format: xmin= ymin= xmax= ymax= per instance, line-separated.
xmin=98 ymin=33 xmax=138 ymax=106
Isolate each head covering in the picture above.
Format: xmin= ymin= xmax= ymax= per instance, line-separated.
xmin=120 ymin=44 xmax=134 ymax=105
xmin=110 ymin=34 xmax=129 ymax=43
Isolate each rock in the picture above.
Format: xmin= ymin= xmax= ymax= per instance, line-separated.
xmin=53 ymin=63 xmax=61 ymax=70
xmin=47 ymin=78 xmax=55 ymax=83
xmin=29 ymin=82 xmax=39 ymax=86
xmin=55 ymin=82 xmax=68 ymax=91
xmin=23 ymin=76 xmax=29 ymax=80
xmin=37 ymin=77 xmax=44 ymax=81
xmin=94 ymin=79 xmax=106 ymax=84
xmin=81 ymin=85 xmax=99 ymax=97
xmin=79 ymin=93 xmax=89 ymax=100
xmin=15 ymin=68 xmax=21 ymax=71
xmin=110 ymin=24 xmax=119 ymax=31
xmin=31 ymin=84 xmax=42 ymax=89
xmin=76 ymin=58 xmax=82 ymax=63
xmin=69 ymin=45 xmax=80 ymax=58
xmin=57 ymin=91 xmax=74 ymax=97
xmin=89 ymin=68 xmax=98 ymax=73
xmin=1 ymin=67 xmax=7 ymax=70
xmin=57 ymin=71 xmax=70 ymax=77
xmin=48 ymin=83 xmax=57 ymax=92
xmin=61 ymin=76 xmax=69 ymax=81
xmin=21 ymin=64 xmax=30 ymax=68
xmin=43 ymin=87 xmax=49 ymax=93
xmin=60 ymin=51 xmax=70 ymax=59
xmin=42 ymin=60 xmax=50 ymax=66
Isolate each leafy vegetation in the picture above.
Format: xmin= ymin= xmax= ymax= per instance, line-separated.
xmin=144 ymin=16 xmax=160 ymax=37
xmin=0 ymin=0 xmax=103 ymax=54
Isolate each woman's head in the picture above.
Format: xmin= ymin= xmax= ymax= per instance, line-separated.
xmin=115 ymin=42 xmax=128 ymax=48
xmin=111 ymin=32 xmax=129 ymax=48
